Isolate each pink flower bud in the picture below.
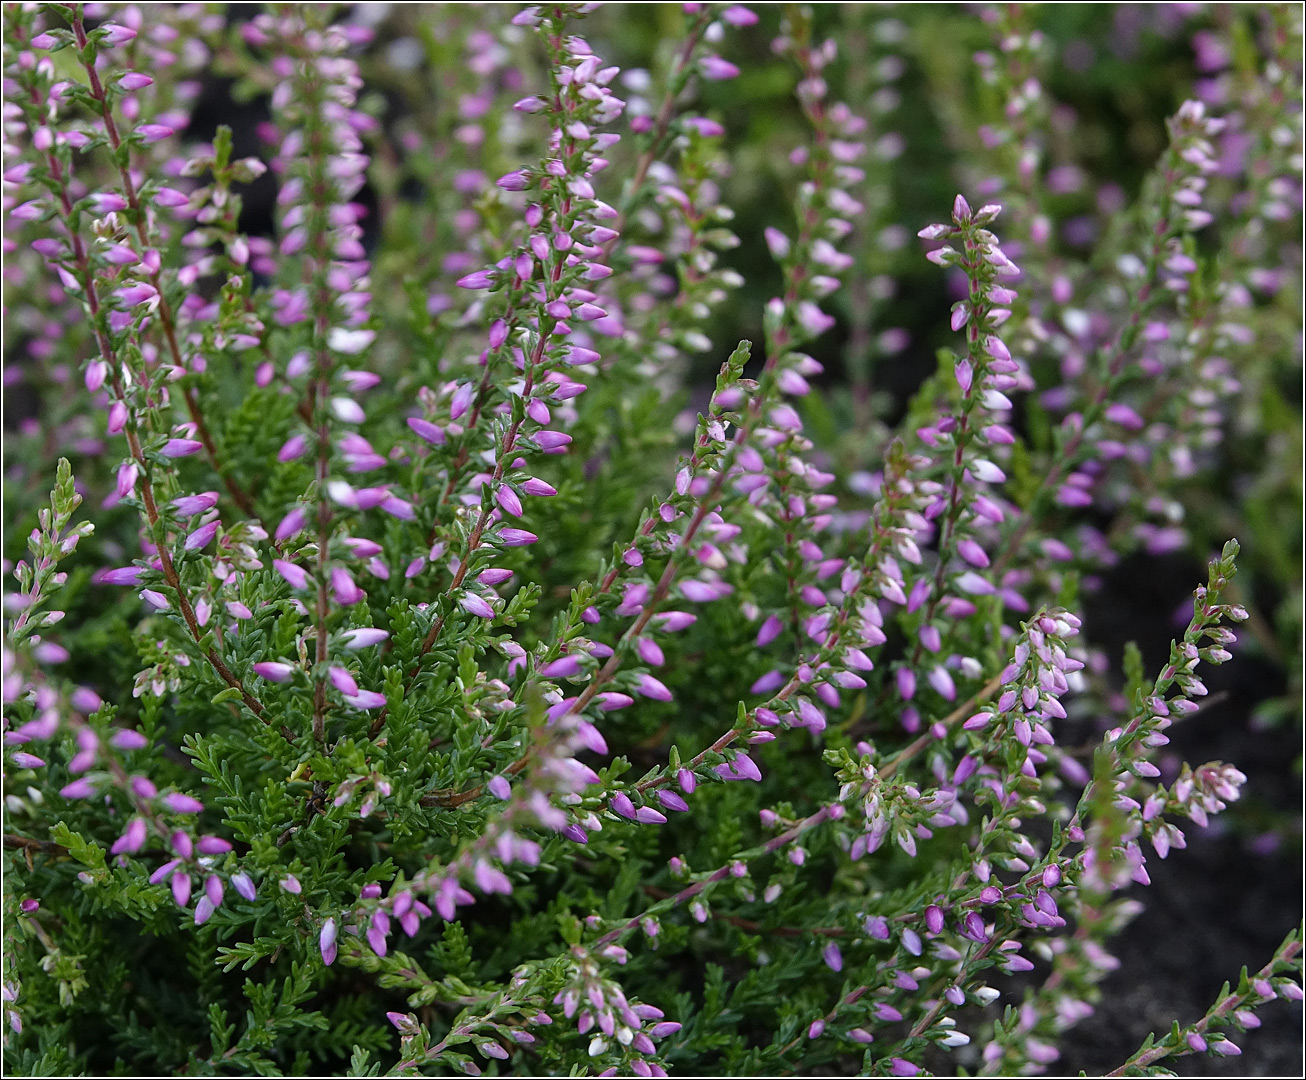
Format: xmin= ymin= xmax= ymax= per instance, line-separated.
xmin=253 ymin=661 xmax=295 ymax=683
xmin=460 ymin=593 xmax=495 ymax=618
xmin=498 ymin=528 xmax=538 ymax=547
xmin=231 ymin=873 xmax=257 ymax=901
xmin=320 ymin=918 xmax=338 ymax=965
xmin=700 ymin=55 xmax=740 ymax=80
xmin=822 ymin=943 xmax=843 ymax=971
xmin=99 ymin=24 xmax=138 ymax=47
xmin=161 ymin=438 xmax=203 ymax=458
xmin=110 ymin=817 xmax=147 ymax=855
xmin=163 ymin=792 xmax=204 ymax=814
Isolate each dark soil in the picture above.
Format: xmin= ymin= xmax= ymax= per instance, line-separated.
xmin=1053 ymin=553 xmax=1304 ymax=1075
xmin=1058 ymin=831 xmax=1302 ymax=1075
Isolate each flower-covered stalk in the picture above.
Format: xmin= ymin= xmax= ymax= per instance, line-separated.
xmin=5 ymin=14 xmax=271 ymax=728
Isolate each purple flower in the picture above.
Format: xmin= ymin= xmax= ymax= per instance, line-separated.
xmin=927 ymin=666 xmax=956 ymax=700
xmin=231 ymin=873 xmax=257 ymax=902
xmin=722 ymin=5 xmax=759 ymax=25
xmin=540 ymin=656 xmax=581 ymax=679
xmin=498 ymin=528 xmax=538 ymax=547
xmin=567 ymin=345 xmax=601 ymax=366
xmin=328 ymin=666 xmax=359 ymax=697
xmin=172 ymin=492 xmax=219 ymax=517
xmin=110 ymin=817 xmax=148 ymax=855
xmin=330 ymin=397 xmax=366 ymax=424
xmin=752 ymin=614 xmax=785 ymax=648
xmin=194 ymin=896 xmax=216 ymax=925
xmin=955 ymin=571 xmax=995 ymax=595
xmin=60 ymin=777 xmax=95 ymax=799
xmin=497 ymin=170 xmax=531 ymax=191
xmin=495 ymin=486 xmax=523 ymax=518
xmin=331 ymin=632 xmax=385 ymax=658
xmin=457 ymin=269 xmax=495 ymax=290
xmin=700 ymin=55 xmax=740 ymax=80
xmin=116 ymin=281 xmax=158 ymax=308
xmin=822 ymin=943 xmax=843 ymax=972
xmin=716 ymin=755 xmax=762 ymax=782
xmin=961 ymin=911 xmax=988 ymax=942
xmin=183 ymin=521 xmax=219 ymax=552
xmin=925 ymin=904 xmax=945 ymax=934
xmin=278 ymin=434 xmax=308 ymax=463
xmin=534 ymin=431 xmax=572 ymax=451
xmin=97 ymin=566 xmax=145 ymax=586
xmin=456 ymin=589 xmax=496 ymax=620
xmin=274 ymin=559 xmax=309 ymax=590
xmin=320 ymin=918 xmax=338 ymax=965
xmin=367 ymin=910 xmax=390 ymax=957
xmin=205 ymin=874 xmax=224 ymax=908
xmin=160 ymin=438 xmax=203 ymax=459
xmin=407 ymin=417 xmax=446 ymax=446
xmin=163 ymin=792 xmax=205 ymax=814
xmin=655 ymin=788 xmax=689 ymax=812
xmin=1105 ymin=402 xmax=1145 ymax=430
xmin=331 ymin=567 xmax=366 ymax=605
xmin=635 ymin=674 xmax=673 ymax=701
xmin=173 ymin=872 xmax=192 ymax=908
xmin=387 ymin=1011 xmax=416 ymax=1033
xmin=153 ymin=186 xmax=190 ymax=208
xmin=956 ymin=539 xmax=989 ymax=568
xmin=148 ymin=859 xmax=181 ymax=886
xmin=253 ymin=661 xmax=296 ymax=683
xmin=635 ymin=637 xmax=664 ymax=666
xmin=275 ymin=506 xmax=309 ymax=542
xmin=90 ymin=193 xmax=130 ymax=213
xmin=136 ymin=124 xmax=174 ymax=145
xmin=99 ymin=24 xmax=138 ymax=47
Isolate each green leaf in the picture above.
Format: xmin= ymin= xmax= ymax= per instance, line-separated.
xmin=49 ymin=823 xmax=105 ymax=869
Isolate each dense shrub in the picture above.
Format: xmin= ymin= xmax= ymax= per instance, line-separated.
xmin=2 ymin=3 xmax=1301 ymax=1076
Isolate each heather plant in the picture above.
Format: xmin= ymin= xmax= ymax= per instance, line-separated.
xmin=1 ymin=3 xmax=1302 ymax=1078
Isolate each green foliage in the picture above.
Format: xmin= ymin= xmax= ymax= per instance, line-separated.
xmin=3 ymin=3 xmax=1301 ymax=1079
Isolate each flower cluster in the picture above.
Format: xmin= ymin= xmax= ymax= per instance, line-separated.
xmin=2 ymin=4 xmax=1300 ymax=1076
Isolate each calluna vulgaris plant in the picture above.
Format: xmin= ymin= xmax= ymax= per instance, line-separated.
xmin=1 ymin=2 xmax=1301 ymax=1076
